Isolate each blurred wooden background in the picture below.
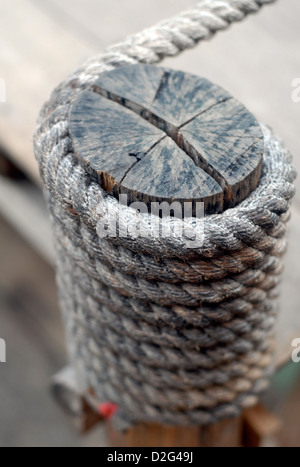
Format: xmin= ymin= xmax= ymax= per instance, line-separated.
xmin=0 ymin=0 xmax=299 ymax=446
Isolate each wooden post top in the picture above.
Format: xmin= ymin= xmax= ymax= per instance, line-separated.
xmin=69 ymin=64 xmax=263 ymax=215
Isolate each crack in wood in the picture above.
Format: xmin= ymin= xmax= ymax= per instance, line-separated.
xmin=120 ymin=136 xmax=166 ymax=185
xmin=151 ymin=71 xmax=170 ymax=106
xmin=91 ymin=80 xmax=232 ymax=191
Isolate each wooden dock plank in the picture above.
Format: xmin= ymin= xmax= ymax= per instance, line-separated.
xmin=0 ymin=175 xmax=54 ymax=263
xmin=0 ymin=216 xmax=107 ymax=446
xmin=29 ymin=0 xmax=193 ymax=49
xmin=0 ymin=0 xmax=95 ymax=183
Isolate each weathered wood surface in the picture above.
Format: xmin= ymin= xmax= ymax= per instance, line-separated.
xmin=70 ymin=64 xmax=263 ymax=214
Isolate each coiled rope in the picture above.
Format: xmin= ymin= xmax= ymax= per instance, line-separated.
xmin=34 ymin=0 xmax=296 ymax=429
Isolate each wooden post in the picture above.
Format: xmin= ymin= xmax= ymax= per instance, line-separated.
xmin=57 ymin=64 xmax=267 ymax=446
xmin=108 ymin=418 xmax=244 ymax=448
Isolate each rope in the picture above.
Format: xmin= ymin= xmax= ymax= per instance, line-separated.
xmin=33 ymin=0 xmax=295 ymax=429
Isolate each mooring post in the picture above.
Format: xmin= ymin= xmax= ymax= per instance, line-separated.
xmin=35 ymin=0 xmax=296 ymax=448
xmin=52 ymin=64 xmax=268 ymax=447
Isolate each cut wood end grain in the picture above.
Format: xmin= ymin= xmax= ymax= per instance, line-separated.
xmin=69 ymin=64 xmax=263 ymax=215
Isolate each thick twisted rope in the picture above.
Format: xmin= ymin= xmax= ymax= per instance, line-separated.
xmin=33 ymin=0 xmax=295 ymax=429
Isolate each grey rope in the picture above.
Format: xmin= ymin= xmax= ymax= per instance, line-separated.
xmin=33 ymin=0 xmax=295 ymax=429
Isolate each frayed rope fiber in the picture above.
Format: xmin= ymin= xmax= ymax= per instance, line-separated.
xmin=34 ymin=0 xmax=296 ymax=429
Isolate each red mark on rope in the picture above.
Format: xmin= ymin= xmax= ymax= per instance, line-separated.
xmin=99 ymin=402 xmax=118 ymax=419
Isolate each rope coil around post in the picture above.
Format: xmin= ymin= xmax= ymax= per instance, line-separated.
xmin=34 ymin=0 xmax=296 ymax=430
